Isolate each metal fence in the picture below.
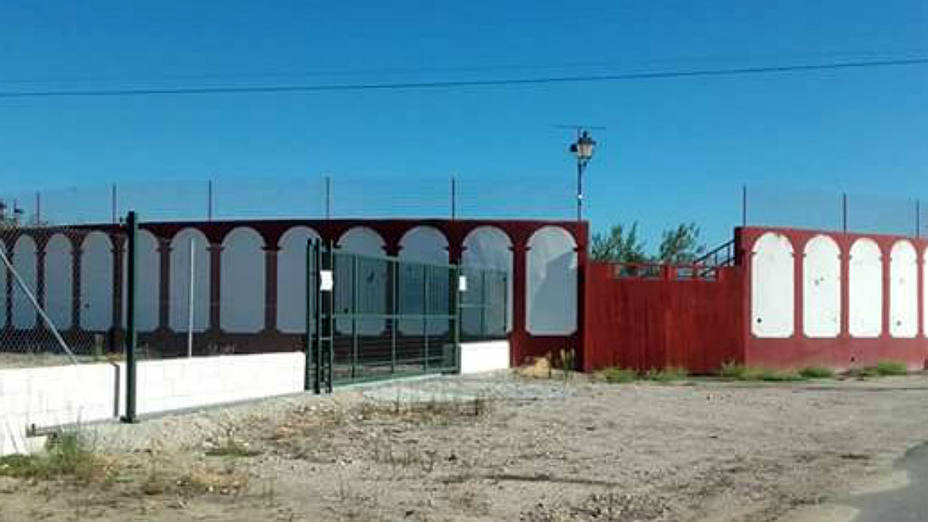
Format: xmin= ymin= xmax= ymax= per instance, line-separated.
xmin=307 ymin=242 xmax=507 ymax=390
xmin=1 ymin=173 xmax=576 ymax=225
xmin=742 ymin=184 xmax=926 ymax=237
xmin=0 ymin=223 xmax=126 ymax=367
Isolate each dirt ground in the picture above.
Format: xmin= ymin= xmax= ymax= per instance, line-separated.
xmin=3 ymin=372 xmax=928 ymax=522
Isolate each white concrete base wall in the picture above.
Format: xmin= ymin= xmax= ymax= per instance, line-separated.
xmin=460 ymin=340 xmax=510 ymax=374
xmin=0 ymin=363 xmax=120 ymax=455
xmin=1 ymin=352 xmax=305 ymax=455
xmin=135 ymin=352 xmax=304 ymax=415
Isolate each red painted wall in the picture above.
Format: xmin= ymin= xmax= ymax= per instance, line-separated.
xmin=582 ymin=262 xmax=744 ymax=374
xmin=739 ymin=227 xmax=928 ymax=371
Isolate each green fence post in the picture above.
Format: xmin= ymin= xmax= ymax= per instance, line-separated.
xmin=120 ymin=211 xmax=138 ymax=424
xmin=423 ymin=264 xmax=429 ymax=372
xmin=305 ymin=239 xmax=318 ymax=392
xmin=391 ymin=259 xmax=397 ymax=374
xmin=453 ymin=265 xmax=461 ymax=373
xmin=502 ymin=272 xmax=509 ymax=333
xmin=480 ymin=270 xmax=487 ymax=337
xmin=351 ymin=254 xmax=358 ymax=380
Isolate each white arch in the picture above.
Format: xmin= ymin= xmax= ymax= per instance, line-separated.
xmin=79 ymin=232 xmax=114 ymax=331
xmin=924 ymin=246 xmax=928 ymax=337
xmin=122 ymin=230 xmax=160 ymax=332
xmin=399 ymin=226 xmax=449 ymax=264
xmin=44 ymin=234 xmax=73 ymax=330
xmin=220 ymin=227 xmax=266 ymax=333
xmin=398 ymin=227 xmax=450 ymax=336
xmin=462 ymin=226 xmax=514 ymax=335
xmin=802 ymin=235 xmax=840 ymax=338
xmin=750 ymin=232 xmax=794 ymax=338
xmin=849 ymin=238 xmax=882 ymax=338
xmin=526 ymin=226 xmax=577 ymax=335
xmin=337 ymin=227 xmax=387 ymax=335
xmin=337 ymin=227 xmax=385 ymax=256
xmin=169 ymin=228 xmax=210 ymax=332
xmin=277 ymin=226 xmax=321 ymax=333
xmin=12 ymin=235 xmax=38 ymax=329
xmin=890 ymin=240 xmax=917 ymax=338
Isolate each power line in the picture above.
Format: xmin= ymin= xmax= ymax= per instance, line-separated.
xmin=0 ymin=56 xmax=926 ymax=99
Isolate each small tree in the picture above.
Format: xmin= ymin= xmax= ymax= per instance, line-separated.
xmin=658 ymin=223 xmax=706 ymax=264
xmin=590 ymin=222 xmax=648 ymax=263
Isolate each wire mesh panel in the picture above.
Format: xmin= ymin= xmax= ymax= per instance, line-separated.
xmin=0 ymin=223 xmax=126 ymax=367
xmin=744 ymin=184 xmax=923 ymax=237
xmin=460 ymin=267 xmax=508 ymax=340
xmin=317 ymin=248 xmax=494 ymax=386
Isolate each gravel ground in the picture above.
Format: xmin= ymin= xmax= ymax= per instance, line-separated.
xmin=3 ymin=372 xmax=928 ymax=522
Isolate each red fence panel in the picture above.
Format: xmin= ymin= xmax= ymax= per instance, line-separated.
xmin=583 ymin=261 xmax=744 ymax=374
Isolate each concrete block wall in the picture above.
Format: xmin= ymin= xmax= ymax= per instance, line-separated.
xmin=135 ymin=352 xmax=304 ymax=414
xmin=1 ymin=352 xmax=305 ymax=455
xmin=460 ymin=340 xmax=510 ymax=374
xmin=0 ymin=363 xmax=120 ymax=455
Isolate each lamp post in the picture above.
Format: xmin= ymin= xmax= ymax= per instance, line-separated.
xmin=569 ymin=130 xmax=596 ymax=221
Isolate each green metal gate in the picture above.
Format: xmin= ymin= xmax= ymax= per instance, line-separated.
xmin=306 ymin=240 xmax=464 ymax=390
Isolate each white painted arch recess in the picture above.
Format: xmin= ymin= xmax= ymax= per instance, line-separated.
xmin=890 ymin=240 xmax=917 ymax=338
xmin=44 ymin=234 xmax=73 ymax=330
xmin=750 ymin=232 xmax=794 ymax=338
xmin=11 ymin=235 xmax=38 ymax=329
xmin=849 ymin=238 xmax=882 ymax=338
xmin=220 ymin=227 xmax=266 ymax=333
xmin=80 ymin=232 xmax=114 ymax=331
xmin=526 ymin=226 xmax=577 ymax=335
xmin=802 ymin=235 xmax=840 ymax=338
xmin=337 ymin=227 xmax=387 ymax=335
xmin=462 ymin=226 xmax=514 ymax=335
xmin=122 ymin=230 xmax=160 ymax=332
xmin=169 ymin=228 xmax=210 ymax=333
xmin=276 ymin=226 xmax=320 ymax=334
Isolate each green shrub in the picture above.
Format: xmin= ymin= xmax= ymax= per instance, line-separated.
xmin=595 ymin=367 xmax=637 ymax=383
xmin=799 ymin=367 xmax=835 ymax=379
xmin=719 ymin=361 xmax=747 ymax=379
xmin=719 ymin=362 xmax=804 ymax=381
xmin=875 ymin=361 xmax=907 ymax=376
xmin=0 ymin=431 xmax=99 ymax=480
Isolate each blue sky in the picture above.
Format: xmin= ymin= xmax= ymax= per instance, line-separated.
xmin=2 ymin=1 xmax=927 ymax=248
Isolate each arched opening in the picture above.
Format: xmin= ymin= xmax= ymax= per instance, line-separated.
xmin=80 ymin=232 xmax=114 ymax=331
xmin=122 ymin=230 xmax=161 ymax=332
xmin=276 ymin=226 xmax=321 ymax=333
xmin=337 ymin=227 xmax=387 ymax=336
xmin=849 ymin=238 xmax=882 ymax=338
xmin=750 ymin=232 xmax=794 ymax=338
xmin=802 ymin=235 xmax=840 ymax=338
xmin=220 ymin=227 xmax=266 ymax=333
xmin=398 ymin=227 xmax=450 ymax=336
xmin=462 ymin=226 xmax=513 ymax=336
xmin=12 ymin=235 xmax=38 ymax=329
xmin=890 ymin=240 xmax=917 ymax=338
xmin=169 ymin=228 xmax=210 ymax=333
xmin=44 ymin=234 xmax=73 ymax=330
xmin=526 ymin=226 xmax=577 ymax=335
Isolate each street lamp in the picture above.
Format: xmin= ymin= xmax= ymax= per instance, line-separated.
xmin=569 ymin=130 xmax=596 ymax=221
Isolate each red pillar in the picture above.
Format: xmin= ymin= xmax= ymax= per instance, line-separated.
xmin=510 ymin=242 xmax=528 ymax=367
xmin=157 ymin=238 xmax=171 ymax=331
xmin=208 ymin=243 xmax=222 ymax=333
xmin=264 ymin=246 xmax=279 ymax=331
xmin=792 ymin=237 xmax=804 ymax=343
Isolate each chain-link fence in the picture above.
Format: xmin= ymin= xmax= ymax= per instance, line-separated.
xmin=1 ymin=173 xmax=576 ymax=225
xmin=0 ymin=223 xmax=126 ymax=368
xmin=743 ymin=184 xmax=925 ymax=237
